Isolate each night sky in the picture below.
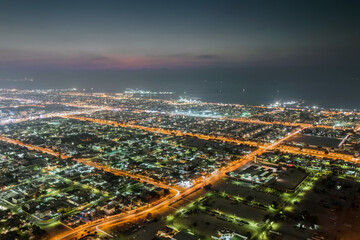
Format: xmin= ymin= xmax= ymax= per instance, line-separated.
xmin=1 ymin=0 xmax=359 ymax=107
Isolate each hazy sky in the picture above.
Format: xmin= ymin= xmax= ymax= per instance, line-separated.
xmin=1 ymin=0 xmax=360 ymax=108
xmin=1 ymin=0 xmax=359 ymax=70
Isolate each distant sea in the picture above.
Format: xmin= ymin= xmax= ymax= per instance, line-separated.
xmin=1 ymin=67 xmax=359 ymax=109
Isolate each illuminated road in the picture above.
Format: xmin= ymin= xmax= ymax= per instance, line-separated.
xmin=0 ymin=121 xmax=305 ymax=240
xmin=62 ymin=115 xmax=357 ymax=165
xmin=276 ymin=145 xmax=358 ymax=162
xmin=53 ymin=126 xmax=306 ymax=239
xmin=0 ymin=136 xmax=181 ymax=240
xmin=0 ymin=135 xmax=177 ymax=190
xmin=6 ymin=114 xmax=354 ymax=239
xmin=0 ymin=109 xmax=99 ymax=125
xmin=0 ymin=133 xmax=181 ymax=237
xmin=228 ymin=117 xmax=341 ymax=130
xmin=275 ymin=120 xmax=360 ymax=162
xmin=62 ymin=115 xmax=262 ymax=147
xmin=66 ymin=115 xmax=357 ymax=164
xmin=93 ymin=127 xmax=307 ymax=235
xmin=1 ymin=95 xmax=355 ymax=131
xmin=66 ymin=114 xmax=358 ymax=164
xmin=0 ymin=104 xmax=45 ymax=109
xmin=0 ymin=96 xmax=125 ymax=111
xmin=1 ymin=93 xmax=359 ymax=239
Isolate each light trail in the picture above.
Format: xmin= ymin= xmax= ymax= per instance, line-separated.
xmin=338 ymin=135 xmax=350 ymax=147
xmin=95 ymin=226 xmax=114 ymax=238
